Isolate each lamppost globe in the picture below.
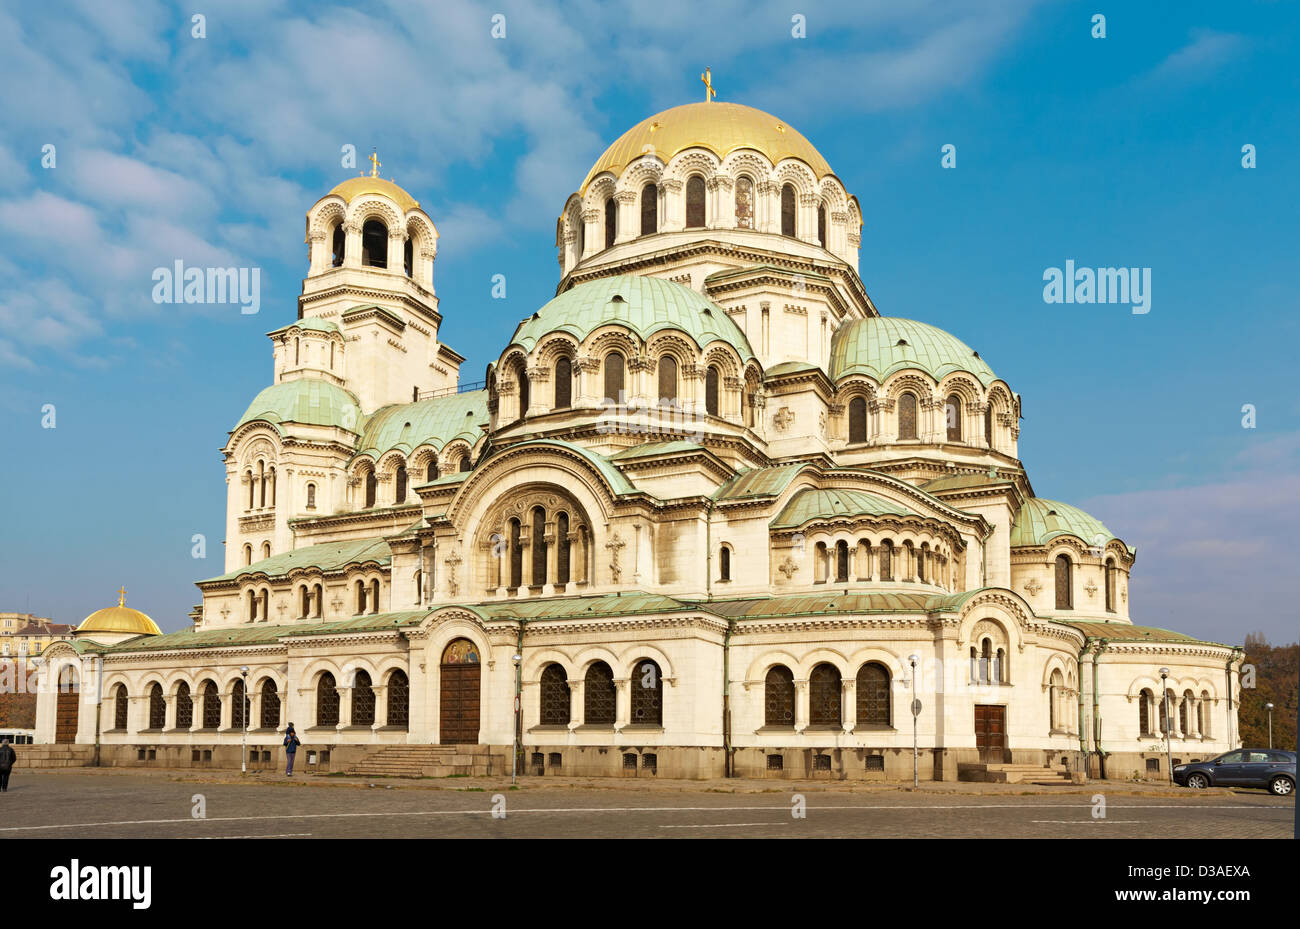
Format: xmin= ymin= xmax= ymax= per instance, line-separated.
xmin=1159 ymin=667 xmax=1169 ymax=678
xmin=1265 ymin=702 xmax=1274 ymax=710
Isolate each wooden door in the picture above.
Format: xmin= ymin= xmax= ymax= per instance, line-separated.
xmin=55 ymin=667 xmax=79 ymax=744
xmin=974 ymin=704 xmax=1007 ymax=764
xmin=439 ymin=639 xmax=481 ymax=745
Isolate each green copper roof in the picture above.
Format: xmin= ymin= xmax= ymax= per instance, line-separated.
xmin=1010 ymin=497 xmax=1127 ymax=551
xmin=199 ymin=537 xmax=392 ymax=584
xmin=764 ymin=360 xmax=822 ymax=378
xmin=495 ymin=439 xmax=640 ymax=496
xmin=830 ymin=317 xmax=996 ymax=386
xmin=705 ymin=591 xmax=934 ymax=618
xmin=512 ymin=275 xmax=755 ymax=361
xmin=1057 ymin=620 xmax=1227 ymax=647
xmin=713 ymin=463 xmax=808 ymax=501
xmin=607 ymin=440 xmax=707 ymax=460
xmin=356 ymin=390 xmax=488 ymax=459
xmin=267 ymin=317 xmax=341 ymax=336
xmin=771 ymin=487 xmax=910 ymax=529
xmin=235 ymin=379 xmax=361 ymax=433
xmin=100 ymin=611 xmax=430 ymax=654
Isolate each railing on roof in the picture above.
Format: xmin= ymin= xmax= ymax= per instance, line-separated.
xmin=415 ymin=380 xmax=486 ymax=402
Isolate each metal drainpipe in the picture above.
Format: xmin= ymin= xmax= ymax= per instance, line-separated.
xmin=1226 ymin=648 xmax=1242 ymax=749
xmin=1092 ymin=638 xmax=1108 ymax=779
xmin=705 ymin=500 xmax=714 ymax=601
xmin=1077 ymin=637 xmax=1092 ymax=775
xmin=723 ymin=622 xmax=733 ymax=778
xmin=513 ymin=623 xmax=524 ymax=781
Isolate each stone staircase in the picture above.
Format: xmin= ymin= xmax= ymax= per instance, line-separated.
xmin=958 ymin=762 xmax=1074 ymax=785
xmin=14 ymin=745 xmax=94 ymax=768
xmin=346 ymin=744 xmax=506 ymax=778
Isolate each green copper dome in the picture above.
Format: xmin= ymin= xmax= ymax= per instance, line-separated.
xmin=511 ymin=275 xmax=755 ymax=361
xmin=356 ymin=390 xmax=488 ymax=459
xmin=772 ymin=487 xmax=910 ymax=529
xmin=1010 ymin=498 xmax=1125 ymax=550
xmin=830 ymin=317 xmax=996 ymax=386
xmin=235 ymin=379 xmax=361 ymax=433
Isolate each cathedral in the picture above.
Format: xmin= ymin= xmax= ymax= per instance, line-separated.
xmin=35 ymin=94 xmax=1243 ymax=781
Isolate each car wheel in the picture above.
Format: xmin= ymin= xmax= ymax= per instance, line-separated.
xmin=1186 ymin=773 xmax=1209 ymax=789
xmin=1269 ymin=776 xmax=1294 ymax=796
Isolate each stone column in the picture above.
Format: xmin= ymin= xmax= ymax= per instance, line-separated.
xmin=581 ymin=209 xmax=600 ymax=259
xmin=373 ymin=684 xmax=389 ymax=729
xmin=659 ymin=179 xmax=684 ymax=232
xmin=343 ymin=222 xmax=362 ymax=269
xmin=308 ymin=232 xmax=327 ymax=274
xmin=842 ymin=679 xmax=856 ymax=734
xmin=794 ymin=678 xmax=809 ymax=733
xmin=568 ymin=678 xmax=584 ymax=730
xmin=387 ymin=231 xmax=405 ymax=273
xmin=614 ymin=677 xmax=631 ymax=730
xmin=614 ymin=190 xmax=638 ymax=244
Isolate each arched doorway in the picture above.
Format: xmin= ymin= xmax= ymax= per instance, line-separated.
xmin=439 ymin=639 xmax=481 ymax=745
xmin=56 ymin=665 xmax=79 ymax=744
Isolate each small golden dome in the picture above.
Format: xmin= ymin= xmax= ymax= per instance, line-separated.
xmin=77 ymin=588 xmax=161 ymax=637
xmin=325 ymin=175 xmax=419 ymax=213
xmin=579 ymin=101 xmax=835 ymax=195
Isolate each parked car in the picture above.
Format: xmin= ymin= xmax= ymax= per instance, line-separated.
xmin=1173 ymin=749 xmax=1295 ymax=795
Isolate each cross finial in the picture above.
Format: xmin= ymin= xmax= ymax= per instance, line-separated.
xmin=369 ymin=149 xmax=381 ymax=178
xmin=700 ymin=67 xmax=715 ymax=102
xmin=117 ymin=586 xmax=126 ymax=607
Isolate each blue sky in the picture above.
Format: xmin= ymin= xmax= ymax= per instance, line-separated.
xmin=1 ymin=0 xmax=1296 ymax=643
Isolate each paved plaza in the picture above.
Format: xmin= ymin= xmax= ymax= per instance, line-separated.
xmin=0 ymin=769 xmax=1291 ymax=839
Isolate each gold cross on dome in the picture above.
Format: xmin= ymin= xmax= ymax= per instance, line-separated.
xmin=369 ymin=149 xmax=381 ymax=177
xmin=117 ymin=586 xmax=127 ymax=606
xmin=701 ymin=67 xmax=715 ymax=102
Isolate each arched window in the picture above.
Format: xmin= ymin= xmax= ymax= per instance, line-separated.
xmin=1159 ymin=690 xmax=1171 ymax=734
xmin=313 ymin=583 xmax=323 ymax=618
xmin=705 ymin=365 xmax=720 ymax=416
xmin=232 ymin=678 xmax=248 ymax=729
xmin=260 ymin=679 xmax=280 ymax=729
xmin=531 ymin=505 xmax=547 ymax=587
xmin=317 ymin=672 xmax=339 ymax=727
xmin=780 ymin=184 xmax=796 ymax=237
xmin=764 ymin=665 xmax=795 ymax=727
xmin=984 ymin=403 xmax=993 ymax=446
xmin=364 ymin=470 xmax=377 ymax=508
xmin=352 ymin=670 xmax=375 ymax=727
xmin=258 ymin=461 xmax=266 ymax=507
xmin=556 ymin=511 xmax=571 ymax=586
xmin=331 ymin=223 xmax=345 ymax=267
xmin=246 ymin=469 xmax=255 ymax=509
xmin=540 ymin=664 xmax=570 ymax=726
xmin=857 ymin=663 xmax=891 ymax=727
xmin=640 ymin=183 xmax=657 ymax=235
xmin=395 ymin=465 xmax=407 ymax=504
xmin=734 ymin=176 xmax=754 ymax=228
xmin=1049 ymin=669 xmax=1064 ymax=731
xmin=369 ymin=578 xmax=379 ymax=614
xmin=294 ymin=337 xmax=300 ymax=365
xmin=685 ymin=175 xmax=706 ymax=228
xmin=354 ymin=579 xmax=366 ymax=614
xmin=426 ymin=459 xmax=439 ymax=482
xmin=604 ymin=196 xmax=616 ymax=248
xmin=261 ymin=543 xmax=271 ymax=561
xmin=387 ymin=670 xmax=409 ymax=730
xmin=330 ymin=341 xmax=335 ymax=369
xmin=817 ymin=203 xmax=827 ymax=248
xmin=148 ymin=682 xmax=165 ymax=730
xmin=657 ymin=355 xmax=677 ymax=404
xmin=516 ymin=361 xmax=530 ymax=418
xmin=299 ymin=585 xmax=310 ymax=618
xmin=719 ymin=545 xmax=731 ymax=582
xmin=268 ymin=466 xmax=276 ymax=507
xmin=459 ymin=455 xmax=471 ymax=473
xmin=835 ymin=540 xmax=849 ymax=582
xmin=404 ymin=237 xmax=414 ymax=277
xmin=306 ymin=483 xmax=316 ymax=509
xmin=508 ymin=518 xmax=523 ymax=589
xmin=243 ymin=544 xmax=252 ymax=566
xmin=848 ymin=396 xmax=867 ymax=443
xmin=176 ymin=681 xmax=193 ymax=729
xmin=918 ymin=544 xmax=928 ymax=583
xmin=814 ymin=541 xmax=828 ymax=584
xmin=898 ymin=392 xmax=918 ymax=440
xmin=603 ymin=351 xmax=624 ymax=404
xmin=946 ymin=395 xmax=962 ymax=441
xmin=630 ymin=659 xmax=663 ymax=725
xmin=809 ymin=663 xmax=842 ymax=727
xmin=361 ymin=219 xmax=388 ymax=268
xmin=1139 ymin=688 xmax=1153 ymax=735
xmin=879 ymin=540 xmax=894 ymax=580
xmin=1104 ymin=558 xmax=1116 ymax=612
xmin=584 ymin=662 xmax=616 ymax=726
xmin=554 ymin=356 xmax=572 ymax=409
xmin=1179 ymin=691 xmax=1191 ymax=735
xmin=202 ymin=681 xmax=220 ymax=729
xmin=1054 ymin=554 xmax=1073 ymax=610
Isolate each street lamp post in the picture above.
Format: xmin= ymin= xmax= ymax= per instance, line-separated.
xmin=1265 ymin=702 xmax=1274 ymax=748
xmin=511 ymin=652 xmax=522 ymax=785
xmin=1159 ymin=668 xmax=1172 ymax=784
xmin=908 ymin=654 xmax=920 ymax=789
xmin=240 ymin=666 xmax=249 ymax=774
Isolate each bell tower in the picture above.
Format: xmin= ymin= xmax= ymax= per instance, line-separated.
xmin=299 ymin=153 xmax=465 ymax=413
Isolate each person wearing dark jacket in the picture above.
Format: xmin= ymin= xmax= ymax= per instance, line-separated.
xmin=283 ymin=724 xmax=301 ymax=776
xmin=0 ymin=737 xmax=16 ymax=791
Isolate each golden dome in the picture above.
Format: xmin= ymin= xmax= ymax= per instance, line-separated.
xmin=579 ymin=101 xmax=835 ymax=195
xmin=325 ymin=175 xmax=419 ymax=213
xmin=77 ymin=588 xmax=161 ymax=637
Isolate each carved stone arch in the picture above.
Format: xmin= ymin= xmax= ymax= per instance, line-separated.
xmin=497 ymin=346 xmax=530 ymax=375
xmin=1126 ymin=676 xmax=1165 ymax=702
xmin=573 ymin=647 xmax=623 ymax=678
xmin=440 ymin=440 xmax=473 ymax=470
xmin=773 ymin=160 xmax=817 ymax=197
xmin=377 ymin=450 xmax=408 ymax=477
xmin=955 ymin=590 xmax=1036 ymax=650
xmin=795 ymin=647 xmax=852 ymax=678
xmin=1040 ymin=653 xmax=1073 ymax=689
xmin=249 ymin=668 xmax=288 ymax=696
xmin=237 ymin=434 xmax=279 ymax=470
xmin=721 ymin=149 xmax=776 ymax=183
xmin=702 ymin=343 xmax=741 ymax=380
xmin=986 ymin=381 xmax=1014 ymax=414
xmin=535 ymin=334 xmax=580 ymax=366
xmin=835 ymin=376 xmax=878 ymax=404
xmin=817 ymin=177 xmax=848 ymax=212
xmin=663 ymin=149 xmax=720 ymax=184
xmin=521 ymin=647 xmax=577 ymax=681
xmin=346 ymin=197 xmax=403 ymax=233
xmin=742 ymin=650 xmax=803 ymax=686
xmin=410 ymin=444 xmax=441 ymax=476
xmin=618 ymin=157 xmax=664 ymax=193
xmin=585 ymin=327 xmax=641 ymax=360
xmin=584 ymin=175 xmax=617 ymax=212
xmin=883 ymin=372 xmax=937 ymax=402
xmin=404 ymin=211 xmax=438 ymax=246
xmin=620 ymin=643 xmax=676 ymax=685
xmin=938 ymin=374 xmax=982 ymax=406
xmin=645 ymin=331 xmax=699 ymax=369
xmin=226 ymin=420 xmax=284 ymax=454
xmin=350 ymin=455 xmax=378 ymax=479
xmin=308 ymin=199 xmax=348 ymax=239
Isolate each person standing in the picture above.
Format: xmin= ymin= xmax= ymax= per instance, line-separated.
xmin=283 ymin=723 xmax=301 ymax=776
xmin=0 ymin=737 xmax=16 ymax=792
